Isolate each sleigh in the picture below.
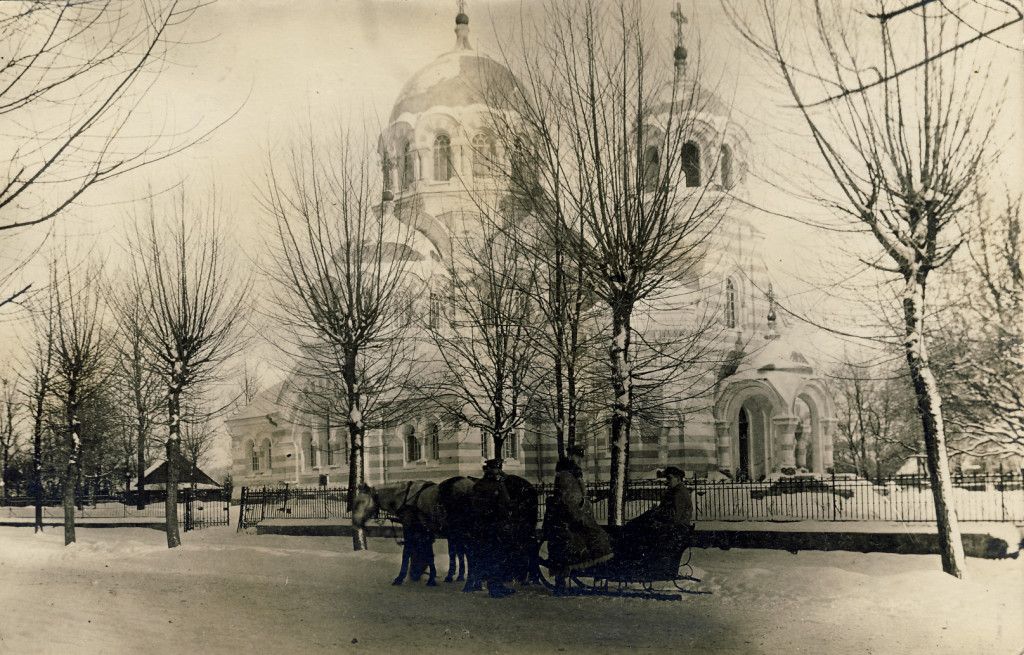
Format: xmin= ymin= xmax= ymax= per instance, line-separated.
xmin=536 ymin=523 xmax=706 ymax=601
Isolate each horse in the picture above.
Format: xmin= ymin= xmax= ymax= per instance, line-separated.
xmin=352 ymin=479 xmax=481 ymax=586
xmin=436 ymin=476 xmax=477 ymax=583
xmin=462 ymin=472 xmax=539 ymax=597
xmin=350 ymin=481 xmax=442 ymax=586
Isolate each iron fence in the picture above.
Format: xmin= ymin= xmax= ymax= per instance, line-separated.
xmin=0 ymin=490 xmax=230 ymax=530
xmin=238 ymin=471 xmax=1024 ymax=530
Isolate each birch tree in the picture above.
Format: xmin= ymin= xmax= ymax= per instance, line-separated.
xmin=727 ymin=0 xmax=1002 ymax=577
xmin=261 ymin=128 xmax=419 ymax=551
xmin=122 ymin=194 xmax=249 ymax=549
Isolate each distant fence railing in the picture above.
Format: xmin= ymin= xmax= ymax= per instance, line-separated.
xmin=0 ymin=490 xmax=230 ymax=530
xmin=238 ymin=471 xmax=1024 ymax=530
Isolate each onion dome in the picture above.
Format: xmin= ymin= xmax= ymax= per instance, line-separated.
xmin=389 ymin=7 xmax=517 ymax=122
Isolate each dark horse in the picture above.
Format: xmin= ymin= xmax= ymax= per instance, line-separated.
xmin=350 ymin=478 xmax=476 ymax=585
xmin=463 ymin=471 xmax=539 ymax=597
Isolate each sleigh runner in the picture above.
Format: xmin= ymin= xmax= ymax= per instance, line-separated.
xmin=536 ymin=523 xmax=706 ymax=601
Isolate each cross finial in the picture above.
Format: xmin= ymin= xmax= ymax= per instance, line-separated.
xmin=670 ymin=2 xmax=687 ymax=48
xmin=457 ymin=0 xmax=466 ymax=15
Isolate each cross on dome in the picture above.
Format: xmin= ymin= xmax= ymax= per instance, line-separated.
xmin=670 ymin=3 xmax=688 ymax=68
xmin=455 ymin=0 xmax=471 ymax=48
xmin=671 ymin=3 xmax=687 ymax=48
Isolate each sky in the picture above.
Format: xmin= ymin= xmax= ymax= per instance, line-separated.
xmin=0 ymin=0 xmax=1021 ymax=467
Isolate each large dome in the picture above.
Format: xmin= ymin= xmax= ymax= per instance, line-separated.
xmin=389 ymin=17 xmax=517 ymax=122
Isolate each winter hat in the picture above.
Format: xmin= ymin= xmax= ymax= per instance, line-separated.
xmin=657 ymin=466 xmax=685 ymax=479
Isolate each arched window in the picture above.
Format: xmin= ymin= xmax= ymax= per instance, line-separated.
xmin=302 ymin=433 xmax=315 ymax=470
xmin=433 ymin=134 xmax=453 ymax=181
xmin=472 ymin=133 xmax=496 ymax=178
xmin=682 ymin=141 xmax=701 ymax=187
xmin=720 ymin=144 xmax=733 ymax=188
xmin=725 ymin=279 xmax=737 ymax=328
xmin=246 ymin=440 xmax=257 ymax=472
xmin=401 ymin=141 xmax=415 ymax=189
xmin=405 ymin=425 xmax=421 ymax=462
xmin=382 ymin=153 xmax=393 ymax=192
xmin=643 ymin=145 xmax=660 ymax=191
xmin=261 ymin=439 xmax=272 ymax=474
xmin=324 ymin=432 xmax=334 ymax=466
xmin=427 ymin=422 xmax=440 ymax=460
xmin=503 ymin=431 xmax=519 ymax=460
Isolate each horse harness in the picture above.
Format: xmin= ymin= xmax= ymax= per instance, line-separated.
xmin=387 ymin=481 xmax=434 ymax=545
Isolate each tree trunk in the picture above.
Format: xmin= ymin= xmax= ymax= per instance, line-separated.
xmin=33 ymin=406 xmax=43 ymax=533
xmin=2 ymin=447 xmax=9 ymax=499
xmin=566 ymin=358 xmax=578 ymax=456
xmin=607 ymin=302 xmax=632 ymax=527
xmin=348 ymin=417 xmax=367 ymax=551
xmin=553 ymin=350 xmax=566 ymax=460
xmin=136 ymin=408 xmax=147 ymax=510
xmin=904 ymin=277 xmax=965 ymax=578
xmin=165 ymin=386 xmax=182 ymax=548
xmin=345 ymin=363 xmax=367 ymax=551
xmin=63 ymin=380 xmax=79 ymax=546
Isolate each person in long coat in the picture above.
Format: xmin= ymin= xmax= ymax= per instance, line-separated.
xmin=615 ymin=466 xmax=693 ymax=564
xmin=542 ymin=450 xmax=613 ymax=586
xmin=469 ymin=459 xmax=517 ymax=598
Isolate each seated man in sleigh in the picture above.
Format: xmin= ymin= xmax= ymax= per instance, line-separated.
xmin=611 ymin=466 xmax=694 ymax=575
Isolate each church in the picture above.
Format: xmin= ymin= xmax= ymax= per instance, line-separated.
xmin=226 ymin=6 xmax=837 ymax=492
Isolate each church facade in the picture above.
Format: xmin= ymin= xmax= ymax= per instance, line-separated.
xmin=226 ymin=9 xmax=837 ymax=491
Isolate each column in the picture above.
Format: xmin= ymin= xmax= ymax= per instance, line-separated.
xmin=820 ymin=418 xmax=837 ymax=472
xmin=714 ymin=420 xmax=732 ymax=472
xmin=772 ymin=416 xmax=801 ymax=474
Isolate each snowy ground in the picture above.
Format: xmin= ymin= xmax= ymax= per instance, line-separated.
xmin=0 ymin=527 xmax=1021 ymax=655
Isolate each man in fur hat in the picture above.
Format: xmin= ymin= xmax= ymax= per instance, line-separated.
xmin=541 ymin=446 xmax=613 ymax=592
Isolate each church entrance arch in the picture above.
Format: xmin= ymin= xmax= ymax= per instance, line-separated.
xmin=715 ymin=379 xmax=787 ymax=480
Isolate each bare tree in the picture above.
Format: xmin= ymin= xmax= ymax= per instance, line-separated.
xmin=0 ymin=0 xmax=209 ymax=309
xmin=492 ymin=1 xmax=727 ymax=524
xmin=260 ymin=127 xmax=419 ymax=551
xmin=51 ymin=261 xmax=109 ymax=546
xmin=180 ymin=401 xmax=218 ymax=491
xmin=239 ymin=363 xmax=265 ymax=406
xmin=109 ymin=288 xmax=163 ymax=509
xmin=938 ymin=194 xmax=1023 ymax=460
xmin=831 ymin=355 xmax=922 ymax=480
xmin=122 ymin=194 xmax=249 ymax=549
xmin=20 ymin=289 xmax=57 ymax=531
xmin=0 ymin=375 xmax=20 ymax=499
xmin=727 ymin=0 xmax=1002 ymax=577
xmin=425 ymin=216 xmax=541 ymax=464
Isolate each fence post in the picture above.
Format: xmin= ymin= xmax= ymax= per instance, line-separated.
xmin=237 ymin=487 xmax=247 ymax=532
xmin=260 ymin=486 xmax=267 ymax=523
xmin=999 ymin=466 xmax=1007 ymax=521
xmin=183 ymin=488 xmax=193 ymax=532
xmin=831 ymin=468 xmax=837 ymax=522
